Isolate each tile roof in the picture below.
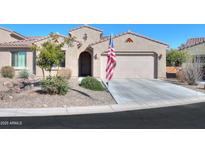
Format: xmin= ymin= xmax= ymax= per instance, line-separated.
xmin=179 ymin=37 xmax=205 ymax=50
xmin=89 ymin=31 xmax=169 ymax=47
xmin=0 ymin=36 xmax=48 ymax=48
xmin=69 ymin=25 xmax=103 ymax=33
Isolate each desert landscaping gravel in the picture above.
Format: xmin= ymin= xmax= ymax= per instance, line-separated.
xmin=0 ymin=78 xmax=116 ymax=108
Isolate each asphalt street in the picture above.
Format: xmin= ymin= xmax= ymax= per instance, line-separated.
xmin=1 ymin=102 xmax=205 ymax=128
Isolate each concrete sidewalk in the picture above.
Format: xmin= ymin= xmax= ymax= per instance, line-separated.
xmin=1 ymin=96 xmax=205 ymax=117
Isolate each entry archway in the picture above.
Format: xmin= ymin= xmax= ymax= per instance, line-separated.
xmin=79 ymin=52 xmax=92 ymax=76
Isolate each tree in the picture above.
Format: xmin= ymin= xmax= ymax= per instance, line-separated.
xmin=166 ymin=49 xmax=188 ymax=66
xmin=31 ymin=34 xmax=74 ymax=78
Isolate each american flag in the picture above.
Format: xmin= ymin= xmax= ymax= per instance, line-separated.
xmin=106 ymin=35 xmax=116 ymax=84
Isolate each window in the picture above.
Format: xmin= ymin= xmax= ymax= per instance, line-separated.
xmin=11 ymin=51 xmax=26 ymax=68
xmin=195 ymin=55 xmax=205 ymax=63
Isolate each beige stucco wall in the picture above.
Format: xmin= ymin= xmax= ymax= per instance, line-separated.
xmin=49 ymin=30 xmax=167 ymax=79
xmin=0 ymin=50 xmax=11 ymax=67
xmin=70 ymin=27 xmax=102 ymax=48
xmin=69 ymin=27 xmax=102 ymax=77
xmin=181 ymin=43 xmax=205 ymax=56
xmin=0 ymin=29 xmax=22 ymax=43
xmin=91 ymin=33 xmax=168 ymax=79
xmin=0 ymin=48 xmax=33 ymax=76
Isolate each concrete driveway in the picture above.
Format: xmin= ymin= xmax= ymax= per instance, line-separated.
xmin=107 ymin=79 xmax=205 ymax=105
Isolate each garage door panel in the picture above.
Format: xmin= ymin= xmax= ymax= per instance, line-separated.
xmin=101 ymin=55 xmax=154 ymax=79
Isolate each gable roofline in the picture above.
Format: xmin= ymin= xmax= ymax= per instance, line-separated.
xmin=0 ymin=27 xmax=26 ymax=39
xmin=0 ymin=34 xmax=80 ymax=48
xmin=0 ymin=36 xmax=48 ymax=48
xmin=178 ymin=37 xmax=205 ymax=50
xmin=89 ymin=31 xmax=169 ymax=47
xmin=69 ymin=25 xmax=103 ymax=33
xmin=32 ymin=34 xmax=80 ymax=44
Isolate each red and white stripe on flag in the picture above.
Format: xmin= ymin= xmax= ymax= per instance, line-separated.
xmin=106 ymin=36 xmax=116 ymax=82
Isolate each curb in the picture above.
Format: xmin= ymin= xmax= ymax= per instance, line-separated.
xmin=0 ymin=96 xmax=205 ymax=117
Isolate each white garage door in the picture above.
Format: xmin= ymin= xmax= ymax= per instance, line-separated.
xmin=101 ymin=55 xmax=155 ymax=79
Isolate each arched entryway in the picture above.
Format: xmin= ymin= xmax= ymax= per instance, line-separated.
xmin=79 ymin=52 xmax=92 ymax=76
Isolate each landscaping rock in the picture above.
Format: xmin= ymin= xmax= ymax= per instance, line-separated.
xmin=3 ymin=81 xmax=13 ymax=88
xmin=197 ymin=82 xmax=205 ymax=89
xmin=0 ymin=91 xmax=13 ymax=101
xmin=0 ymin=78 xmax=116 ymax=108
xmin=13 ymin=87 xmax=21 ymax=93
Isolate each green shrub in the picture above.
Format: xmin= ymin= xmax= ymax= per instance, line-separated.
xmin=166 ymin=49 xmax=188 ymax=66
xmin=41 ymin=76 xmax=69 ymax=95
xmin=18 ymin=69 xmax=30 ymax=79
xmin=80 ymin=76 xmax=105 ymax=91
xmin=57 ymin=68 xmax=72 ymax=79
xmin=0 ymin=66 xmax=15 ymax=78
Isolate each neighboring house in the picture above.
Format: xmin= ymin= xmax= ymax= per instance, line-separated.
xmin=0 ymin=25 xmax=168 ymax=79
xmin=178 ymin=38 xmax=205 ymax=62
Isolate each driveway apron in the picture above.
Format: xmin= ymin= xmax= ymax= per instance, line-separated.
xmin=108 ymin=79 xmax=205 ymax=104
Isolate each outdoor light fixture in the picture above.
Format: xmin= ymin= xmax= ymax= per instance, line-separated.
xmin=94 ymin=54 xmax=98 ymax=59
xmin=158 ymin=54 xmax=162 ymax=60
xmin=83 ymin=33 xmax=88 ymax=41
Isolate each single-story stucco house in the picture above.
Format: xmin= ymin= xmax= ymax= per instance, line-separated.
xmin=0 ymin=25 xmax=168 ymax=79
xmin=178 ymin=38 xmax=205 ymax=62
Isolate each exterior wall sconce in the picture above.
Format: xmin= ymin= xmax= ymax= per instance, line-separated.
xmin=94 ymin=54 xmax=98 ymax=59
xmin=83 ymin=33 xmax=88 ymax=41
xmin=158 ymin=54 xmax=162 ymax=60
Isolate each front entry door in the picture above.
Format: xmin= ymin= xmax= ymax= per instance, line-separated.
xmin=79 ymin=52 xmax=91 ymax=76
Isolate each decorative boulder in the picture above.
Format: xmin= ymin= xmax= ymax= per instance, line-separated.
xmin=3 ymin=81 xmax=13 ymax=88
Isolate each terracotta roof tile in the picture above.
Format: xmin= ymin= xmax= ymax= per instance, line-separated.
xmin=69 ymin=25 xmax=103 ymax=33
xmin=0 ymin=36 xmax=48 ymax=48
xmin=179 ymin=37 xmax=205 ymax=50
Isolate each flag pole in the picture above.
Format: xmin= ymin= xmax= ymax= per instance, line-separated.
xmin=106 ymin=34 xmax=113 ymax=87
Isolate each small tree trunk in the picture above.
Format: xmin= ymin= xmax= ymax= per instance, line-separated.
xmin=57 ymin=65 xmax=60 ymax=77
xmin=42 ymin=68 xmax=45 ymax=79
xmin=49 ymin=69 xmax=51 ymax=77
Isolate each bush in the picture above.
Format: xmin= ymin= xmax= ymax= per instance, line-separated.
xmin=166 ymin=49 xmax=188 ymax=66
xmin=176 ymin=68 xmax=186 ymax=82
xmin=1 ymin=66 xmax=15 ymax=78
xmin=182 ymin=63 xmax=205 ymax=85
xmin=40 ymin=76 xmax=69 ymax=95
xmin=80 ymin=76 xmax=105 ymax=91
xmin=57 ymin=68 xmax=72 ymax=79
xmin=18 ymin=69 xmax=30 ymax=79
